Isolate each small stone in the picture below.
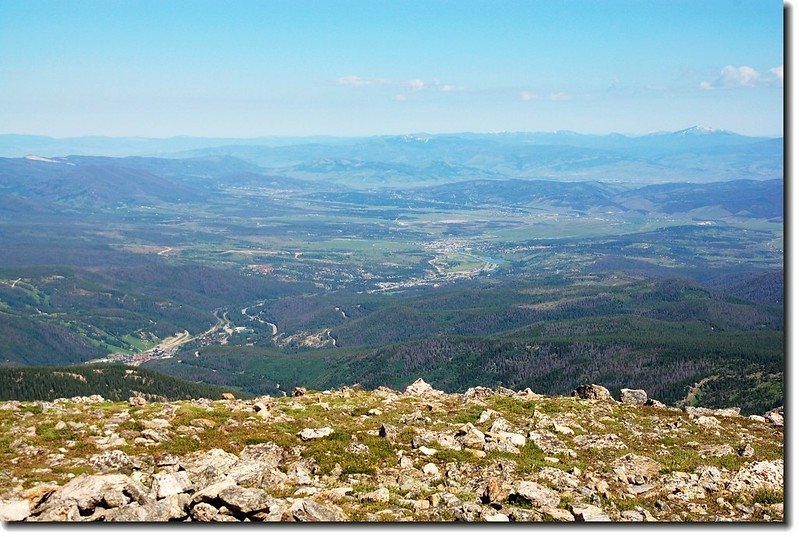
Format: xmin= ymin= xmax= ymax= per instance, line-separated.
xmin=292 ymin=387 xmax=307 ymax=397
xmin=422 ymin=463 xmax=440 ymax=477
xmin=419 ymin=446 xmax=438 ymax=456
xmin=221 ymin=392 xmax=236 ymax=401
xmin=128 ymin=396 xmax=147 ymax=406
xmin=367 ymin=408 xmax=382 ymax=416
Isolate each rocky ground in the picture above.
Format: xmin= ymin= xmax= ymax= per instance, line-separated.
xmin=0 ymin=380 xmax=784 ymax=523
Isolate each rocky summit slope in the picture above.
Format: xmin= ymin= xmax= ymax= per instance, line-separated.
xmin=0 ymin=380 xmax=784 ymax=523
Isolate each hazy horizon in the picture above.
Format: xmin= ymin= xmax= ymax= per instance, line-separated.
xmin=0 ymin=0 xmax=784 ymax=138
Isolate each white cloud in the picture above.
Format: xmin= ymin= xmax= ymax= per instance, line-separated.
xmin=519 ymin=91 xmax=539 ymax=101
xmin=770 ymin=65 xmax=783 ymax=82
xmin=336 ymin=75 xmax=388 ymax=87
xmin=394 ymin=94 xmax=407 ymax=102
xmin=548 ymin=92 xmax=572 ymax=101
xmin=406 ymin=79 xmax=426 ymax=91
xmin=439 ymin=84 xmax=459 ymax=92
xmin=700 ymin=65 xmax=761 ymax=89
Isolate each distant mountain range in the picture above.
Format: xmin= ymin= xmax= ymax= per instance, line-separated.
xmin=0 ymin=153 xmax=783 ymax=219
xmin=0 ymin=128 xmax=782 ymax=186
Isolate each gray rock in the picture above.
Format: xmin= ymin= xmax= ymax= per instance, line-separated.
xmin=181 ymin=448 xmax=239 ymax=483
xmin=455 ymin=423 xmax=486 ymax=450
xmin=404 ymin=378 xmax=444 ymax=397
xmin=298 ymin=426 xmax=334 ymax=441
xmin=536 ymin=467 xmax=580 ymax=491
xmin=218 ymin=486 xmax=272 ymax=514
xmin=190 ymin=502 xmax=219 ymax=522
xmin=764 ymin=407 xmax=784 ymax=427
xmin=239 ymin=441 xmax=284 ymax=465
xmin=89 ymin=450 xmax=133 ymax=472
xmin=290 ymin=498 xmax=348 ymax=521
xmin=698 ymin=444 xmax=734 ymax=458
xmin=379 ymin=423 xmax=399 ymax=441
xmin=190 ymin=479 xmax=238 ymax=505
xmin=619 ymin=388 xmax=648 ymax=405
xmin=484 ymin=512 xmax=510 ymax=521
xmin=541 ymin=505 xmax=575 ymax=522
xmin=728 ymin=459 xmax=783 ymax=493
xmin=152 ymin=470 xmax=193 ymax=499
xmin=360 ymin=487 xmax=390 ymax=503
xmin=571 ymin=384 xmax=614 ymax=401
xmin=38 ymin=474 xmax=150 ymax=514
xmin=513 ymin=481 xmax=560 ymax=508
xmin=571 ymin=503 xmax=611 ymax=521
xmin=612 ymin=454 xmax=662 ymax=483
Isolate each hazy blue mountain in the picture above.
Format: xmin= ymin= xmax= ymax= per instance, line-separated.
xmin=0 ymin=156 xmax=200 ymax=208
xmin=1 ymin=128 xmax=781 ymax=186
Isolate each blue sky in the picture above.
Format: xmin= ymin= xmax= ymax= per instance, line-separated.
xmin=0 ymin=0 xmax=784 ymax=137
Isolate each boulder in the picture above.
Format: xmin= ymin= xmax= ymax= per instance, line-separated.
xmin=152 ymin=471 xmax=193 ymax=499
xmin=571 ymin=384 xmax=614 ymax=401
xmin=218 ymin=486 xmax=272 ymax=514
xmin=0 ymin=500 xmax=30 ymax=522
xmin=619 ymin=388 xmax=648 ymax=405
xmin=36 ymin=474 xmax=150 ymax=516
xmin=404 ymin=378 xmax=444 ymax=397
xmin=728 ymin=459 xmax=783 ymax=493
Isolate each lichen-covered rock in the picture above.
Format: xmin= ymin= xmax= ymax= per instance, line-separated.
xmin=290 ymin=499 xmax=348 ymax=522
xmin=619 ymin=388 xmax=648 ymax=405
xmin=728 ymin=459 xmax=783 ymax=493
xmin=89 ymin=450 xmax=133 ymax=472
xmin=513 ymin=481 xmax=560 ymax=508
xmin=572 ymin=384 xmax=614 ymax=401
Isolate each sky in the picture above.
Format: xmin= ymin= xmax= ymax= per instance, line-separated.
xmin=0 ymin=0 xmax=785 ymax=137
